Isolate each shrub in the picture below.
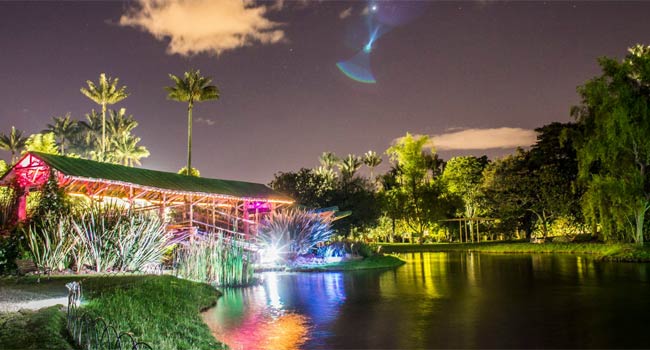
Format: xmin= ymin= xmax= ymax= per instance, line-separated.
xmin=25 ymin=213 xmax=77 ymax=272
xmin=258 ymin=208 xmax=335 ymax=257
xmin=174 ymin=233 xmax=254 ymax=287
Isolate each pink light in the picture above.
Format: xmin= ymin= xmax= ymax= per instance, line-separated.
xmin=15 ymin=155 xmax=50 ymax=188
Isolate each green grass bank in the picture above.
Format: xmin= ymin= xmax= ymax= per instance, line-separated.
xmin=0 ymin=275 xmax=223 ymax=350
xmin=290 ymin=255 xmax=406 ymax=272
xmin=378 ymin=242 xmax=650 ymax=262
xmin=0 ymin=306 xmax=72 ymax=350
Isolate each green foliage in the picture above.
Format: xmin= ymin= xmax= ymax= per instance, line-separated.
xmin=362 ymin=150 xmax=382 ymax=180
xmin=0 ymin=306 xmax=73 ymax=350
xmin=0 ymin=233 xmax=20 ymax=274
xmin=25 ymin=202 xmax=169 ymax=273
xmin=174 ymin=233 xmax=254 ymax=287
xmin=338 ymin=154 xmax=362 ymax=180
xmin=24 ymin=133 xmax=59 ymax=155
xmin=166 ymin=69 xmax=220 ymax=173
xmin=44 ymin=113 xmax=78 ymax=155
xmin=178 ymin=166 xmax=201 ymax=177
xmin=270 ymin=168 xmax=333 ymax=208
xmin=80 ymin=73 xmax=129 ymax=161
xmin=0 ymin=126 xmax=28 ymax=163
xmin=25 ymin=213 xmax=76 ymax=271
xmin=258 ymin=208 xmax=335 ymax=256
xmin=384 ymin=133 xmax=459 ymax=236
xmin=70 ymin=203 xmax=170 ymax=272
xmin=76 ymin=276 xmax=222 ymax=350
xmin=572 ymin=44 xmax=650 ymax=243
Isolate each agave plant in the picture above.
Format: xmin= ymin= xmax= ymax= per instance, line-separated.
xmin=257 ymin=208 xmax=335 ymax=257
xmin=26 ymin=213 xmax=77 ymax=272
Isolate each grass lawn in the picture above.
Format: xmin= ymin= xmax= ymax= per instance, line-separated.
xmin=0 ymin=275 xmax=223 ymax=350
xmin=378 ymin=241 xmax=650 ymax=262
xmin=0 ymin=306 xmax=72 ymax=350
xmin=290 ymin=255 xmax=405 ymax=272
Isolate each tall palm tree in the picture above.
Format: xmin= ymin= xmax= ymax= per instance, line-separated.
xmin=112 ymin=133 xmax=150 ymax=166
xmin=79 ymin=110 xmax=103 ymax=160
xmin=107 ymin=108 xmax=138 ymax=139
xmin=165 ymin=69 xmax=220 ymax=175
xmin=363 ymin=150 xmax=382 ymax=180
xmin=0 ymin=126 xmax=28 ymax=163
xmin=44 ymin=113 xmax=78 ymax=154
xmin=339 ymin=154 xmax=362 ymax=180
xmin=80 ymin=73 xmax=129 ymax=161
xmin=319 ymin=152 xmax=339 ymax=170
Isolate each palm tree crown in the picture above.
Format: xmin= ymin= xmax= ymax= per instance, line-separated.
xmin=45 ymin=113 xmax=78 ymax=154
xmin=339 ymin=154 xmax=362 ymax=179
xmin=0 ymin=126 xmax=28 ymax=163
xmin=363 ymin=150 xmax=383 ymax=180
xmin=165 ymin=69 xmax=220 ymax=175
xmin=80 ymin=73 xmax=129 ymax=161
xmin=319 ymin=152 xmax=339 ymax=170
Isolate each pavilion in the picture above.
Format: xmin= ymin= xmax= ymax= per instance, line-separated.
xmin=0 ymin=152 xmax=293 ymax=239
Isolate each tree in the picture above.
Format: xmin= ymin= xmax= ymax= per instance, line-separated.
xmin=319 ymin=152 xmax=339 ymax=170
xmin=80 ymin=73 xmax=129 ymax=161
xmin=572 ymin=44 xmax=650 ymax=244
xmin=363 ymin=150 xmax=382 ymax=180
xmin=44 ymin=113 xmax=78 ymax=154
xmin=178 ymin=167 xmax=200 ymax=177
xmin=442 ymin=156 xmax=488 ymax=241
xmin=338 ymin=154 xmax=362 ymax=180
xmin=0 ymin=127 xmax=27 ymax=163
xmin=77 ymin=110 xmax=103 ymax=159
xmin=112 ymin=133 xmax=150 ymax=166
xmin=24 ymin=133 xmax=59 ymax=155
xmin=165 ymin=69 xmax=220 ymax=176
xmin=386 ymin=133 xmax=451 ymax=237
xmin=269 ymin=168 xmax=333 ymax=208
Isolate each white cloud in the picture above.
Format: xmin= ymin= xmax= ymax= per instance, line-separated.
xmin=119 ymin=0 xmax=285 ymax=56
xmin=339 ymin=7 xmax=352 ymax=19
xmin=431 ymin=127 xmax=537 ymax=150
xmin=196 ymin=117 xmax=216 ymax=126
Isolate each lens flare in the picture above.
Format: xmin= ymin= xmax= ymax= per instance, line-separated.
xmin=336 ymin=49 xmax=376 ymax=84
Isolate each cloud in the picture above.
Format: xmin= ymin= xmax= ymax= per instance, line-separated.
xmin=431 ymin=127 xmax=537 ymax=150
xmin=361 ymin=6 xmax=370 ymax=16
xmin=119 ymin=0 xmax=285 ymax=56
xmin=196 ymin=117 xmax=216 ymax=126
xmin=339 ymin=7 xmax=352 ymax=19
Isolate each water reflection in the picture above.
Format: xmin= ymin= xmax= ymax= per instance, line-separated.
xmin=204 ymin=253 xmax=650 ymax=349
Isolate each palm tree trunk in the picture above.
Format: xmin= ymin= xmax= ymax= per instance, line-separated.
xmin=101 ymin=103 xmax=107 ymax=161
xmin=187 ymin=102 xmax=193 ymax=175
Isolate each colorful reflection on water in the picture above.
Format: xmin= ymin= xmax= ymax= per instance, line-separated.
xmin=202 ymin=271 xmax=347 ymax=350
xmin=203 ymin=253 xmax=650 ymax=349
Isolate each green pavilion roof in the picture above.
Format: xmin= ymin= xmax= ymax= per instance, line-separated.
xmin=21 ymin=152 xmax=292 ymax=202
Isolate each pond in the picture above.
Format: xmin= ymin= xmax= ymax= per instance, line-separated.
xmin=202 ymin=252 xmax=650 ymax=349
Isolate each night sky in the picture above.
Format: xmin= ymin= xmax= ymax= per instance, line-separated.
xmin=1 ymin=1 xmax=649 ymax=184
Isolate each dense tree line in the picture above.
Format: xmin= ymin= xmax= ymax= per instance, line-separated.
xmin=271 ymin=45 xmax=650 ymax=244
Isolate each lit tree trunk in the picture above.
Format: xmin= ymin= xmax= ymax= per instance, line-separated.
xmin=101 ymin=103 xmax=106 ymax=161
xmin=187 ymin=102 xmax=193 ymax=175
xmin=634 ymin=203 xmax=647 ymax=245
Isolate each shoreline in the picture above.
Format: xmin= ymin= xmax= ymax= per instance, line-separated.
xmin=377 ymin=242 xmax=650 ymax=262
xmin=288 ymin=255 xmax=406 ymax=272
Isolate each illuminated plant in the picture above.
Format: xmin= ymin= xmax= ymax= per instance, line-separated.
xmin=258 ymin=208 xmax=335 ymax=259
xmin=174 ymin=233 xmax=254 ymax=287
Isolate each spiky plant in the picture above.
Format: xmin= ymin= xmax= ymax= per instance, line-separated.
xmin=174 ymin=233 xmax=254 ymax=287
xmin=26 ymin=213 xmax=77 ymax=272
xmin=319 ymin=152 xmax=339 ymax=170
xmin=258 ymin=208 xmax=335 ymax=257
xmin=44 ymin=113 xmax=78 ymax=155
